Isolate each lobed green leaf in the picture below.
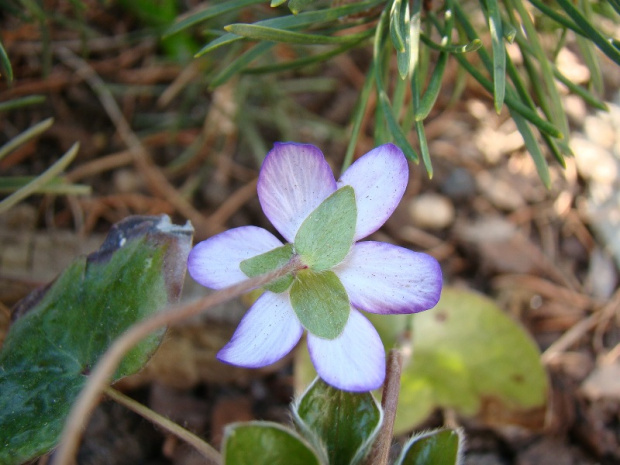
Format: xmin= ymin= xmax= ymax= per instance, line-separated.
xmin=0 ymin=216 xmax=193 ymax=464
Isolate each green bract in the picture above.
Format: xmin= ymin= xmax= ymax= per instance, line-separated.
xmin=240 ymin=243 xmax=294 ymax=292
xmin=290 ymin=270 xmax=350 ymax=339
xmin=294 ymin=185 xmax=356 ymax=271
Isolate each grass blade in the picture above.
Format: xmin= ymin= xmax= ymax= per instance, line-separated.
xmin=509 ymin=0 xmax=569 ymax=139
xmin=390 ymin=0 xmax=406 ymax=53
xmin=195 ymin=0 xmax=384 ymax=56
xmin=0 ymin=142 xmax=81 ymax=213
xmin=224 ymin=23 xmax=371 ymax=45
xmin=555 ymin=0 xmax=620 ymax=65
xmin=511 ymin=112 xmax=551 ymax=188
xmin=342 ymin=66 xmax=375 ymax=171
xmin=374 ymin=6 xmax=418 ymax=161
xmin=164 ymin=0 xmax=265 ymax=37
xmin=482 ymin=0 xmax=506 ymax=112
xmin=0 ymin=117 xmax=54 ymax=161
xmin=0 ymin=36 xmax=13 ymax=83
xmin=210 ymin=42 xmax=274 ymax=88
xmin=0 ymin=95 xmax=46 ymax=112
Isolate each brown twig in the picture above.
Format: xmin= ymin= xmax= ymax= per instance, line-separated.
xmin=54 ymin=259 xmax=303 ymax=465
xmin=55 ymin=47 xmax=211 ymax=233
xmin=365 ymin=350 xmax=403 ymax=465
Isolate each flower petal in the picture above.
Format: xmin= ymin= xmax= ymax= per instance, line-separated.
xmin=308 ymin=309 xmax=385 ymax=392
xmin=335 ymin=241 xmax=442 ymax=314
xmin=338 ymin=143 xmax=408 ymax=241
xmin=217 ymin=292 xmax=303 ymax=368
xmin=258 ymin=142 xmax=337 ymax=242
xmin=188 ymin=226 xmax=283 ymax=289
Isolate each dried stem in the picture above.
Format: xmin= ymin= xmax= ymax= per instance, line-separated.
xmin=104 ymin=387 xmax=220 ymax=465
xmin=54 ymin=259 xmax=301 ymax=465
xmin=365 ymin=349 xmax=403 ymax=465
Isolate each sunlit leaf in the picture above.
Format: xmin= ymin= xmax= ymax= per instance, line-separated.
xmin=392 ymin=287 xmax=548 ymax=434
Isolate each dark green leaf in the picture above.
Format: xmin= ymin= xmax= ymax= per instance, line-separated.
xmin=396 ymin=429 xmax=463 ymax=465
xmin=240 ymin=243 xmax=294 ymax=293
xmin=555 ymin=0 xmax=620 ymax=65
xmin=0 ymin=95 xmax=46 ymax=112
xmin=343 ymin=65 xmax=375 ymax=171
xmin=245 ymin=31 xmax=372 ymax=75
xmin=223 ymin=421 xmax=321 ymax=465
xmin=511 ymin=111 xmax=551 ymax=188
xmin=0 ymin=141 xmax=79 ymax=214
xmin=390 ymin=0 xmax=406 ymax=53
xmin=164 ymin=0 xmax=265 ymax=37
xmin=294 ymin=186 xmax=356 ymax=270
xmin=0 ymin=215 xmax=193 ymax=464
xmin=415 ymin=1 xmax=453 ymax=121
xmin=225 ymin=23 xmax=370 ymax=44
xmin=419 ymin=33 xmax=481 ymax=53
xmin=290 ymin=270 xmax=350 ymax=339
xmin=483 ymin=0 xmax=506 ymax=112
xmin=195 ymin=0 xmax=384 ymax=56
xmin=288 ymin=0 xmax=316 ymax=14
xmin=293 ymin=377 xmax=382 ymax=465
xmin=0 ymin=36 xmax=13 ymax=83
xmin=395 ymin=0 xmax=412 ymax=79
xmin=414 ymin=120 xmax=433 ymax=178
xmin=210 ymin=41 xmax=275 ymax=88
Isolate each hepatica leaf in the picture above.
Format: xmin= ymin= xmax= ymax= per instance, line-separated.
xmin=293 ymin=377 xmax=382 ymax=465
xmin=240 ymin=243 xmax=294 ymax=292
xmin=223 ymin=421 xmax=321 ymax=465
xmin=393 ymin=287 xmax=548 ymax=434
xmin=294 ymin=185 xmax=356 ymax=271
xmin=0 ymin=215 xmax=193 ymax=465
xmin=290 ymin=269 xmax=350 ymax=339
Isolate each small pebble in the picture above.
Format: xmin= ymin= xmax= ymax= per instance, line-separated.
xmin=441 ymin=167 xmax=476 ymax=201
xmin=408 ymin=193 xmax=455 ymax=229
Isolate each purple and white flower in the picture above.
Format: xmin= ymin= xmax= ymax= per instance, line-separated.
xmin=187 ymin=142 xmax=442 ymax=392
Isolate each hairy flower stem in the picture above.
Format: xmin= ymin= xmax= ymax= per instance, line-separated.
xmin=54 ymin=258 xmax=303 ymax=465
xmin=365 ymin=349 xmax=403 ymax=465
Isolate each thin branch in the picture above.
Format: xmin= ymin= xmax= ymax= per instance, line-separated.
xmin=54 ymin=259 xmax=302 ymax=465
xmin=105 ymin=387 xmax=220 ymax=465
